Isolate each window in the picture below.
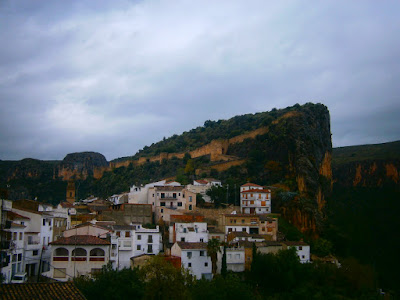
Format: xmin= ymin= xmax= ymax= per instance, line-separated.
xmin=189 ymin=205 xmax=192 ymax=211
xmin=230 ymin=220 xmax=233 ymax=224
xmin=181 ymin=237 xmax=185 ymax=242
xmin=178 ymin=202 xmax=182 ymax=207
xmin=233 ymin=219 xmax=236 ymax=224
xmin=72 ymin=248 xmax=87 ymax=261
xmin=147 ymin=245 xmax=153 ymax=253
xmin=302 ymin=255 xmax=305 ymax=259
xmin=116 ymin=231 xmax=120 ymax=237
xmin=21 ymin=222 xmax=24 ymax=226
xmin=200 ymin=238 xmax=204 ymax=242
xmin=137 ymin=245 xmax=141 ymax=250
xmin=137 ymin=235 xmax=141 ymax=240
xmin=125 ymin=231 xmax=130 ymax=237
xmin=161 ymin=193 xmax=165 ymax=199
xmin=43 ymin=219 xmax=46 ymax=226
xmin=173 ymin=193 xmax=176 ymax=198
xmin=160 ymin=202 xmax=166 ymax=207
xmin=188 ymin=263 xmax=192 ymax=267
xmin=161 ymin=209 xmax=163 ymax=213
xmin=12 ymin=254 xmax=17 ymax=262
xmin=228 ymin=228 xmax=232 ymax=232
xmin=90 ymin=248 xmax=105 ymax=261
xmin=187 ymin=252 xmax=192 ymax=259
xmin=200 ymin=251 xmax=204 ymax=256
xmin=242 ymin=228 xmax=246 ymax=232
xmin=13 ymin=232 xmax=17 ymax=240
xmin=299 ymin=246 xmax=303 ymax=250
xmin=262 ymin=227 xmax=265 ymax=231
xmin=148 ymin=235 xmax=153 ymax=243
xmin=49 ymin=220 xmax=51 ymax=226
xmin=18 ymin=254 xmax=22 ymax=261
xmin=242 ymin=219 xmax=245 ymax=224
xmin=189 ymin=196 xmax=192 ymax=202
xmin=204 ymin=262 xmax=208 ymax=267
xmin=183 ymin=228 xmax=187 ymax=233
xmin=33 ymin=250 xmax=38 ymax=256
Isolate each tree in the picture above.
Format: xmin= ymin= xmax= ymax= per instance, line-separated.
xmin=207 ymin=239 xmax=221 ymax=275
xmin=140 ymin=255 xmax=194 ymax=300
xmin=206 ymin=186 xmax=226 ymax=208
xmin=221 ymin=245 xmax=227 ymax=278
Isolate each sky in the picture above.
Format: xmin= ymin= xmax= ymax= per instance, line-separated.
xmin=1 ymin=0 xmax=399 ymax=161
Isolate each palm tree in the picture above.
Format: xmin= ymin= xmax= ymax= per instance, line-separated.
xmin=207 ymin=238 xmax=221 ymax=275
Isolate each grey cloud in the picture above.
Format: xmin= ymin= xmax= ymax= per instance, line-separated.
xmin=1 ymin=0 xmax=400 ymax=160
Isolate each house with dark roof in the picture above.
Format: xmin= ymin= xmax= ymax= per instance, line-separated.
xmin=48 ymin=235 xmax=111 ymax=281
xmin=171 ymin=242 xmax=212 ymax=280
xmin=0 ymin=282 xmax=86 ymax=300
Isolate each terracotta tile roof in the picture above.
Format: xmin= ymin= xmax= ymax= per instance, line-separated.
xmin=10 ymin=222 xmax=26 ymax=228
xmin=224 ymin=213 xmax=260 ymax=218
xmin=176 ymin=242 xmax=208 ymax=250
xmin=282 ymin=241 xmax=309 ymax=246
xmin=6 ymin=211 xmax=30 ymax=220
xmin=194 ymin=180 xmax=208 ymax=185
xmin=241 ymin=183 xmax=263 ymax=187
xmin=228 ymin=231 xmax=251 ymax=238
xmin=155 ymin=186 xmax=183 ymax=191
xmin=60 ymin=202 xmax=74 ymax=208
xmin=241 ymin=188 xmax=271 ymax=193
xmin=50 ymin=235 xmax=110 ymax=246
xmin=0 ymin=282 xmax=86 ymax=300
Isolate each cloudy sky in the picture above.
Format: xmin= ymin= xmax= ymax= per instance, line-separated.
xmin=1 ymin=1 xmax=399 ymax=161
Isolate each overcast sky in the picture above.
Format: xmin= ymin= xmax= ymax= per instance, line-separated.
xmin=1 ymin=1 xmax=399 ymax=161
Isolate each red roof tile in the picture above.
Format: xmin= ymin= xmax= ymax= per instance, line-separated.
xmin=6 ymin=211 xmax=30 ymax=220
xmin=194 ymin=180 xmax=208 ymax=185
xmin=50 ymin=235 xmax=110 ymax=246
xmin=241 ymin=183 xmax=263 ymax=187
xmin=0 ymin=282 xmax=86 ymax=300
xmin=176 ymin=242 xmax=208 ymax=250
xmin=241 ymin=188 xmax=271 ymax=193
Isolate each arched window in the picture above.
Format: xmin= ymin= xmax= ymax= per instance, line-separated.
xmin=53 ymin=247 xmax=69 ymax=261
xmin=90 ymin=248 xmax=105 ymax=256
xmin=90 ymin=248 xmax=105 ymax=261
xmin=72 ymin=248 xmax=87 ymax=261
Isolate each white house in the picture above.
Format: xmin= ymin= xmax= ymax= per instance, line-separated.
xmin=133 ymin=226 xmax=162 ymax=257
xmin=240 ymin=183 xmax=271 ymax=214
xmin=49 ymin=235 xmax=111 ymax=281
xmin=111 ymin=225 xmax=135 ymax=269
xmin=282 ymin=241 xmax=310 ymax=263
xmin=171 ymin=242 xmax=212 ymax=280
xmin=169 ymin=222 xmax=208 ymax=244
xmin=217 ymin=246 xmax=245 ymax=273
xmin=0 ymin=210 xmax=28 ymax=283
xmin=11 ymin=207 xmax=54 ymax=277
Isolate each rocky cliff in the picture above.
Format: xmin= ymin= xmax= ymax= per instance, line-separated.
xmin=56 ymin=152 xmax=109 ymax=180
xmin=332 ymin=141 xmax=400 ymax=188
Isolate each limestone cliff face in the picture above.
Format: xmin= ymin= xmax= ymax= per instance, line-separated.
xmin=56 ymin=152 xmax=109 ymax=180
xmin=333 ymin=160 xmax=400 ymax=188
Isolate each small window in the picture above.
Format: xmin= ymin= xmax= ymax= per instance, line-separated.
xmin=18 ymin=254 xmax=22 ymax=261
xmin=181 ymin=237 xmax=185 ymax=242
xmin=204 ymin=262 xmax=208 ymax=267
xmin=161 ymin=209 xmax=164 ymax=213
xmin=200 ymin=251 xmax=204 ymax=256
xmin=187 ymin=252 xmax=192 ymax=259
xmin=189 ymin=196 xmax=192 ymax=202
xmin=189 ymin=205 xmax=192 ymax=211
xmin=200 ymin=238 xmax=204 ymax=242
xmin=33 ymin=250 xmax=38 ymax=256
xmin=242 ymin=228 xmax=246 ymax=232
xmin=137 ymin=235 xmax=141 ymax=240
xmin=299 ymin=246 xmax=303 ymax=250
xmin=188 ymin=263 xmax=192 ymax=267
xmin=137 ymin=245 xmax=141 ymax=250
xmin=43 ymin=219 xmax=46 ymax=226
xmin=116 ymin=231 xmax=120 ymax=237
xmin=125 ymin=231 xmax=130 ymax=237
xmin=160 ymin=202 xmax=166 ymax=207
xmin=178 ymin=202 xmax=182 ymax=207
xmin=147 ymin=245 xmax=153 ymax=253
xmin=241 ymin=219 xmax=245 ymax=223
xmin=21 ymin=222 xmax=24 ymax=225
xmin=302 ymin=255 xmax=305 ymax=259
